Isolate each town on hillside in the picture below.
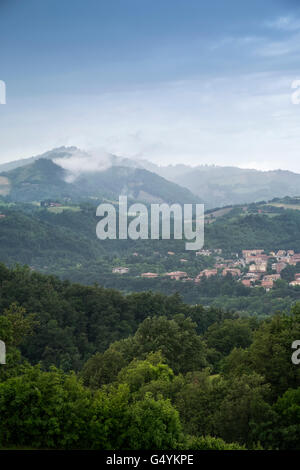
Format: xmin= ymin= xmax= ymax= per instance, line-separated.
xmin=112 ymin=249 xmax=300 ymax=291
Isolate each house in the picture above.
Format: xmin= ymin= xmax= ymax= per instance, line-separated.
xmin=244 ymin=254 xmax=269 ymax=264
xmin=41 ymin=200 xmax=62 ymax=208
xmin=242 ymin=250 xmax=264 ymax=258
xmin=196 ymin=250 xmax=212 ymax=257
xmin=112 ymin=267 xmax=129 ymax=274
xmin=241 ymin=279 xmax=252 ymax=287
xmin=249 ymin=262 xmax=267 ymax=273
xmin=290 ymin=254 xmax=300 ymax=265
xmin=165 ymin=271 xmax=187 ymax=280
xmin=272 ymin=262 xmax=287 ymax=273
xmin=289 ymin=280 xmax=300 ymax=287
xmin=261 ymin=279 xmax=274 ymax=290
xmin=222 ymin=268 xmax=241 ymax=277
xmin=276 ymin=250 xmax=286 ymax=257
xmin=245 ymin=273 xmax=261 ymax=280
xmin=195 ymin=269 xmax=217 ymax=282
xmin=263 ymin=274 xmax=281 ymax=282
xmin=141 ymin=272 xmax=159 ymax=278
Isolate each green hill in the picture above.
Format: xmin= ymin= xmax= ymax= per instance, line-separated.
xmin=1 ymin=158 xmax=202 ymax=205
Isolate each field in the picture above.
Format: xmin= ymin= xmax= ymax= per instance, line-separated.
xmin=47 ymin=205 xmax=81 ymax=213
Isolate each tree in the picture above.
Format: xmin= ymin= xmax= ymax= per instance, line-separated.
xmin=204 ymin=318 xmax=253 ymax=370
xmin=211 ymin=373 xmax=273 ymax=446
xmin=124 ymin=394 xmax=183 ymax=450
xmin=267 ymin=388 xmax=300 ymax=450
xmin=0 ymin=303 xmax=38 ymax=381
xmin=0 ymin=366 xmax=94 ymax=449
xmin=183 ymin=435 xmax=245 ymax=450
xmin=117 ymin=352 xmax=174 ymax=394
xmin=114 ymin=315 xmax=208 ymax=374
xmin=248 ymin=307 xmax=300 ymax=398
xmin=80 ymin=348 xmax=126 ymax=388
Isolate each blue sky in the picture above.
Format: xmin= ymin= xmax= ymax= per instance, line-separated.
xmin=1 ymin=0 xmax=300 ymax=170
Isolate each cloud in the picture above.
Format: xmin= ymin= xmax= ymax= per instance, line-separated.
xmin=256 ymin=37 xmax=300 ymax=57
xmin=266 ymin=15 xmax=300 ymax=32
xmin=53 ymin=148 xmax=112 ymax=182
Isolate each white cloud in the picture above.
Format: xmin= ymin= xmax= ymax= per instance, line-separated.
xmin=256 ymin=34 xmax=300 ymax=57
xmin=266 ymin=15 xmax=300 ymax=32
xmin=53 ymin=148 xmax=112 ymax=182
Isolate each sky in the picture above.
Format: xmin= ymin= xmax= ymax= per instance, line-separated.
xmin=0 ymin=0 xmax=300 ymax=171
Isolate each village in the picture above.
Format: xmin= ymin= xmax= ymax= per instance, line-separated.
xmin=112 ymin=248 xmax=300 ymax=291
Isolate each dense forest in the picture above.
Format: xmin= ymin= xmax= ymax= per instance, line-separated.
xmin=0 ymin=264 xmax=300 ymax=450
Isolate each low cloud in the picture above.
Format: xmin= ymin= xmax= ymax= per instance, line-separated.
xmin=53 ymin=148 xmax=112 ymax=183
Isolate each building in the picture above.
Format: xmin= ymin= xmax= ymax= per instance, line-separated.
xmin=290 ymin=254 xmax=300 ymax=265
xmin=165 ymin=271 xmax=187 ymax=280
xmin=141 ymin=272 xmax=159 ymax=278
xmin=276 ymin=250 xmax=286 ymax=257
xmin=244 ymin=254 xmax=269 ymax=264
xmin=249 ymin=262 xmax=267 ymax=273
xmin=241 ymin=279 xmax=252 ymax=287
xmin=242 ymin=250 xmax=264 ymax=259
xmin=112 ymin=267 xmax=129 ymax=274
xmin=272 ymin=262 xmax=287 ymax=273
xmin=196 ymin=250 xmax=212 ymax=257
xmin=222 ymin=268 xmax=241 ymax=277
xmin=263 ymin=274 xmax=281 ymax=282
xmin=195 ymin=269 xmax=218 ymax=282
xmin=245 ymin=273 xmax=261 ymax=280
xmin=261 ymin=279 xmax=274 ymax=290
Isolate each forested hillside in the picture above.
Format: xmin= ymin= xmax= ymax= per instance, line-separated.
xmin=2 ymin=201 xmax=300 ymax=266
xmin=0 ymin=264 xmax=299 ymax=450
xmin=1 ymin=157 xmax=201 ymax=205
xmin=1 ymin=202 xmax=300 ymax=315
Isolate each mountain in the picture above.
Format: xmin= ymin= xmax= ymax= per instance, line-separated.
xmin=0 ymin=146 xmax=79 ymax=173
xmin=0 ymin=157 xmax=202 ymax=205
xmin=140 ymin=163 xmax=300 ymax=208
xmin=3 ymin=146 xmax=300 ymax=208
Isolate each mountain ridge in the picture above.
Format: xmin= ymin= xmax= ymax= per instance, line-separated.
xmin=2 ymin=146 xmax=300 ymax=208
xmin=0 ymin=156 xmax=202 ymax=205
